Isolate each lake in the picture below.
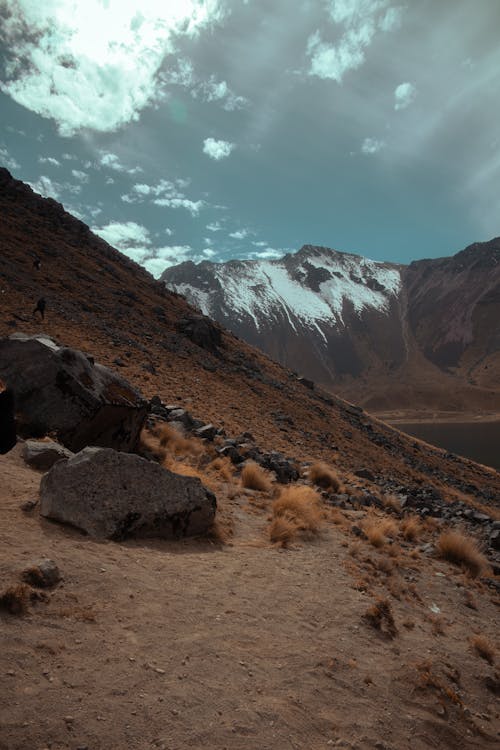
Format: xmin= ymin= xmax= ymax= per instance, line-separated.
xmin=392 ymin=421 xmax=500 ymax=472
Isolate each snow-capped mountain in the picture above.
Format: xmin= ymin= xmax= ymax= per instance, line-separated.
xmin=162 ymin=241 xmax=500 ymax=411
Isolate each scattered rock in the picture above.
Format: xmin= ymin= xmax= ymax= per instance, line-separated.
xmin=21 ymin=499 xmax=39 ymax=513
xmin=0 ymin=333 xmax=148 ymax=452
xmin=195 ymin=424 xmax=218 ymax=441
xmin=176 ymin=316 xmax=222 ymax=353
xmin=354 ymin=468 xmax=375 ymax=481
xmin=297 ymin=376 xmax=314 ymax=390
xmin=40 ymin=447 xmax=216 ymax=540
xmin=22 ymin=559 xmax=61 ymax=588
xmin=22 ymin=440 xmax=74 ymax=471
xmin=0 ymin=386 xmax=16 ymax=455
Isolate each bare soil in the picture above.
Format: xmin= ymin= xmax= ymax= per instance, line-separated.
xmin=1 ymin=445 xmax=499 ymax=750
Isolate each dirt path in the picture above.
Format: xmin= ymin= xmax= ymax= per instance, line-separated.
xmin=1 ymin=446 xmax=498 ymax=750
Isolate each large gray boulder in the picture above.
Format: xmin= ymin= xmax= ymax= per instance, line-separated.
xmin=39 ymin=447 xmax=216 ymax=540
xmin=0 ymin=333 xmax=148 ymax=452
xmin=23 ymin=439 xmax=74 ymax=471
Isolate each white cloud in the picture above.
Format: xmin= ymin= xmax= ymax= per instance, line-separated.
xmin=0 ymin=146 xmax=20 ymax=171
xmin=71 ymin=169 xmax=88 ymax=182
xmin=39 ymin=156 xmax=60 ymax=167
xmin=203 ymin=137 xmax=235 ymax=160
xmin=394 ymin=81 xmax=417 ymax=110
xmin=251 ymin=247 xmax=286 ymax=260
xmin=361 ymin=137 xmax=385 ymax=154
xmin=202 ymin=248 xmax=216 ymax=257
xmin=0 ymin=1 xmax=224 ymax=135
xmin=132 ymin=183 xmax=152 ymax=196
xmin=153 ymin=197 xmax=204 ymax=214
xmin=99 ymin=152 xmax=142 ymax=175
xmin=93 ymin=220 xmax=151 ymax=253
xmin=252 ymin=240 xmax=268 ymax=247
xmin=307 ymin=1 xmax=403 ymax=82
xmin=229 ymin=229 xmax=248 ymax=239
xmin=29 ymin=175 xmax=61 ymax=200
xmin=206 ymin=221 xmax=222 ymax=232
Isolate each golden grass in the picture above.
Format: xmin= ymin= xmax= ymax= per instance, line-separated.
xmin=269 ymin=485 xmax=323 ymax=547
xmin=209 ymin=456 xmax=234 ymax=482
xmin=382 ymin=494 xmax=401 ymax=512
xmin=362 ymin=515 xmax=398 ymax=548
xmin=436 ymin=530 xmax=489 ymax=578
xmin=240 ymin=461 xmax=273 ymax=492
xmin=158 ymin=424 xmax=204 ymax=457
xmin=308 ymin=462 xmax=342 ymax=492
xmin=401 ymin=516 xmax=422 ymax=542
xmin=470 ymin=634 xmax=495 ymax=665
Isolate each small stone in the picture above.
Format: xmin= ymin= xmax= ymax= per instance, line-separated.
xmin=22 ymin=559 xmax=61 ymax=588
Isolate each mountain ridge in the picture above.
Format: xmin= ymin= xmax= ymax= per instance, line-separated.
xmin=163 ymin=240 xmax=500 ymax=413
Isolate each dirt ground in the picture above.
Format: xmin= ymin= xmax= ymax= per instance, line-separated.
xmin=1 ymin=445 xmax=499 ymax=750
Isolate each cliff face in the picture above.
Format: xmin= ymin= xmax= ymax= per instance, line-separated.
xmin=162 ymin=240 xmax=500 ymax=412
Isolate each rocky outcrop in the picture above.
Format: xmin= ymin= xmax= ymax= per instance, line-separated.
xmin=0 ymin=386 xmax=16 ymax=454
xmin=40 ymin=447 xmax=216 ymax=540
xmin=0 ymin=333 xmax=148 ymax=452
xmin=176 ymin=315 xmax=222 ymax=353
xmin=22 ymin=440 xmax=74 ymax=471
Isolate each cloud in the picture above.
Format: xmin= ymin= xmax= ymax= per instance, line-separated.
xmin=71 ymin=169 xmax=88 ymax=182
xmin=99 ymin=152 xmax=142 ymax=175
xmin=28 ymin=174 xmax=85 ymax=199
xmin=39 ymin=156 xmax=60 ymax=167
xmin=92 ymin=220 xmax=151 ymax=262
xmin=122 ymin=176 xmax=205 ymax=214
xmin=229 ymin=229 xmax=248 ymax=239
xmin=203 ymin=137 xmax=235 ymax=160
xmin=0 ymin=146 xmax=20 ymax=171
xmin=361 ymin=137 xmax=385 ymax=154
xmin=162 ymin=59 xmax=247 ymax=111
xmin=250 ymin=247 xmax=286 ymax=260
xmin=206 ymin=221 xmax=223 ymax=232
xmin=307 ymin=1 xmax=403 ymax=82
xmin=394 ymin=81 xmax=417 ymax=110
xmin=0 ymin=0 xmax=224 ymax=135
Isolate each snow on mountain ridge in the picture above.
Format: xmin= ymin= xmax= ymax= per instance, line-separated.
xmin=167 ymin=247 xmax=402 ymax=335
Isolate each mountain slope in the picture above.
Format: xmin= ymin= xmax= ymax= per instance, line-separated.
xmin=162 ymin=241 xmax=500 ymax=413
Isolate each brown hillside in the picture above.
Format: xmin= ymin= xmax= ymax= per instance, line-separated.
xmin=1 ymin=169 xmax=499 ymax=750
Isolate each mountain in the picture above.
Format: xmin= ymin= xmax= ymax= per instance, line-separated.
xmin=162 ymin=242 xmax=500 ymax=414
xmin=2 ymin=168 xmax=500 ymax=750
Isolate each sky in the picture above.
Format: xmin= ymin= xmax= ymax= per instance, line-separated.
xmin=0 ymin=0 xmax=499 ymax=278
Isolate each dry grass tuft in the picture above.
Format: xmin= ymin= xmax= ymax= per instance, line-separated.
xmin=470 ymin=634 xmax=495 ymax=665
xmin=269 ymin=485 xmax=323 ymax=547
xmin=382 ymin=494 xmax=401 ymax=513
xmin=362 ymin=516 xmax=398 ymax=548
xmin=241 ymin=462 xmax=273 ymax=492
xmin=437 ymin=530 xmax=489 ymax=578
xmin=363 ymin=597 xmax=397 ymax=638
xmin=209 ymin=457 xmax=234 ymax=482
xmin=0 ymin=583 xmax=32 ymax=615
xmin=206 ymin=517 xmax=233 ymax=546
xmin=158 ymin=424 xmax=204 ymax=458
xmin=308 ymin=462 xmax=342 ymax=492
xmin=401 ymin=516 xmax=423 ymax=542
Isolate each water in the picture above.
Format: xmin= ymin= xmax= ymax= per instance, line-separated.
xmin=393 ymin=421 xmax=500 ymax=472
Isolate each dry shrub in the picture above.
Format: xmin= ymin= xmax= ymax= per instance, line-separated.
xmin=209 ymin=457 xmax=234 ymax=481
xmin=428 ymin=613 xmax=446 ymax=636
xmin=206 ymin=517 xmax=233 ymax=545
xmin=270 ymin=486 xmax=322 ymax=547
xmin=376 ymin=556 xmax=394 ymax=575
xmin=470 ymin=635 xmax=495 ymax=665
xmin=363 ymin=597 xmax=397 ymax=638
xmin=401 ymin=516 xmax=422 ymax=542
xmin=241 ymin=462 xmax=272 ymax=492
xmin=309 ymin=462 xmax=342 ymax=492
xmin=158 ymin=424 xmax=203 ymax=458
xmin=163 ymin=459 xmax=218 ymax=492
xmin=139 ymin=429 xmax=167 ymax=461
xmin=363 ymin=516 xmax=398 ymax=548
xmin=329 ymin=507 xmax=346 ymax=526
xmin=0 ymin=583 xmax=31 ymax=615
xmin=437 ymin=530 xmax=489 ymax=578
xmin=383 ymin=494 xmax=401 ymax=513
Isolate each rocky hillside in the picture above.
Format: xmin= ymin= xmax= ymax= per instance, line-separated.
xmin=162 ymin=241 xmax=500 ymax=413
xmin=1 ymin=168 xmax=500 ymax=750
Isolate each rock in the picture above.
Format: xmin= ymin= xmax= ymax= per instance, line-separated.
xmin=176 ymin=316 xmax=222 ymax=353
xmin=23 ymin=440 xmax=74 ymax=471
xmin=0 ymin=333 xmax=148 ymax=452
xmin=354 ymin=468 xmax=375 ymax=481
xmin=40 ymin=447 xmax=216 ymax=540
xmin=297 ymin=376 xmax=314 ymax=389
xmin=21 ymin=499 xmax=38 ymax=513
xmin=217 ymin=445 xmax=244 ymax=465
xmin=258 ymin=452 xmax=299 ymax=484
xmin=0 ymin=386 xmax=16 ymax=454
xmin=22 ymin=559 xmax=61 ymax=588
xmin=167 ymin=409 xmax=194 ymax=429
xmin=195 ymin=424 xmax=217 ymax=441
xmin=489 ymin=529 xmax=500 ymax=551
